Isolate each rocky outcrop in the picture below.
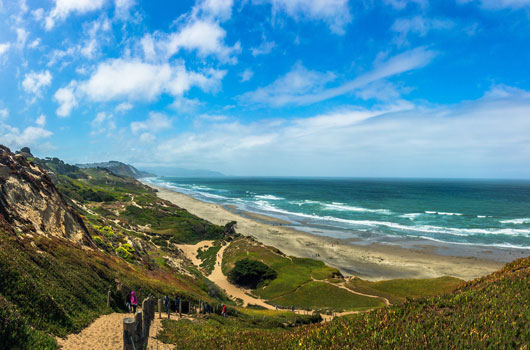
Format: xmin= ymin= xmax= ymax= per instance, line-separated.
xmin=0 ymin=145 xmax=93 ymax=246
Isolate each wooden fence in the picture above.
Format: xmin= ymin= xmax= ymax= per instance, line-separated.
xmin=122 ymin=296 xmax=155 ymax=350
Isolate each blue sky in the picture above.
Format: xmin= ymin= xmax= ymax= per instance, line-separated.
xmin=1 ymin=0 xmax=530 ymax=178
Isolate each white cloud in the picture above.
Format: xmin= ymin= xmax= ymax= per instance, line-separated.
xmin=90 ymin=111 xmax=116 ymax=135
xmin=251 ymin=40 xmax=276 ymax=56
xmin=148 ymin=87 xmax=530 ymax=177
xmin=16 ymin=28 xmax=28 ymax=47
xmin=140 ymin=1 xmax=239 ymax=64
xmin=458 ymin=0 xmax=530 ymax=9
xmin=114 ymin=0 xmax=135 ymax=18
xmin=130 ymin=112 xmax=171 ymax=135
xmin=242 ymin=47 xmax=436 ymax=107
xmin=115 ymin=102 xmax=133 ymax=113
xmin=77 ymin=58 xmax=225 ymax=103
xmin=32 ymin=8 xmax=44 ymax=20
xmin=392 ymin=16 xmax=454 ymax=44
xmin=258 ymin=0 xmax=352 ymax=34
xmin=46 ymin=0 xmax=106 ymax=30
xmin=0 ymin=43 xmax=10 ymax=56
xmin=241 ymin=62 xmax=336 ymax=106
xmin=0 ymin=108 xmax=8 ymax=120
xmin=240 ymin=69 xmax=254 ymax=82
xmin=35 ymin=114 xmax=46 ymax=126
xmin=164 ymin=19 xmax=241 ymax=62
xmin=170 ymin=97 xmax=201 ymax=112
xmin=28 ymin=38 xmax=40 ymax=49
xmin=0 ymin=124 xmax=53 ymax=149
xmin=54 ymin=82 xmax=78 ymax=117
xmin=139 ymin=132 xmax=155 ymax=143
xmin=193 ymin=0 xmax=234 ymax=21
xmin=384 ymin=0 xmax=428 ymax=10
xmin=22 ymin=70 xmax=52 ymax=96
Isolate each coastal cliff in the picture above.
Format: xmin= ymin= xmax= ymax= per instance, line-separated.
xmin=0 ymin=145 xmax=92 ymax=245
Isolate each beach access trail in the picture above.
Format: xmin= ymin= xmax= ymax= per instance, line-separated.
xmin=177 ymin=240 xmax=389 ymax=319
xmin=177 ymin=241 xmax=275 ymax=309
xmin=56 ymin=312 xmax=179 ymax=350
xmin=146 ymin=182 xmax=503 ymax=281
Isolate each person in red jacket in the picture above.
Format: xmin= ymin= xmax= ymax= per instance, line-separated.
xmin=221 ymin=304 xmax=227 ymax=317
xmin=130 ymin=291 xmax=138 ymax=313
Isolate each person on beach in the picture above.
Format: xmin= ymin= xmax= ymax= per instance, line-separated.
xmin=130 ymin=291 xmax=137 ymax=313
xmin=126 ymin=292 xmax=131 ymax=312
xmin=164 ymin=294 xmax=170 ymax=314
xmin=175 ymin=296 xmax=180 ymax=313
xmin=222 ymin=304 xmax=227 ymax=317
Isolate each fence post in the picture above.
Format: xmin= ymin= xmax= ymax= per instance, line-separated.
xmin=142 ymin=299 xmax=152 ymax=349
xmin=123 ymin=317 xmax=135 ymax=350
xmin=107 ymin=288 xmax=111 ymax=307
xmin=179 ymin=298 xmax=182 ymax=318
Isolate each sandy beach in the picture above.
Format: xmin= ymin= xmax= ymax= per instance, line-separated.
xmin=144 ymin=182 xmax=506 ymax=281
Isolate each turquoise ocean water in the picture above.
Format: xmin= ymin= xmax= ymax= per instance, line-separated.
xmin=146 ymin=177 xmax=530 ymax=251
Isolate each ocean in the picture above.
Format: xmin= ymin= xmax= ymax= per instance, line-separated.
xmin=145 ymin=177 xmax=530 ymax=251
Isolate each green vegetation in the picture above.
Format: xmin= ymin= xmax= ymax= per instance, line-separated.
xmin=346 ymin=275 xmax=463 ymax=305
xmin=270 ymin=282 xmax=384 ymax=311
xmin=228 ymin=258 xmax=278 ymax=289
xmin=120 ymin=205 xmax=224 ymax=244
xmin=197 ymin=243 xmax=222 ymax=274
xmin=157 ymin=312 xmax=322 ymax=350
xmin=222 ymin=237 xmax=359 ymax=311
xmin=0 ymin=224 xmax=228 ymax=349
xmin=158 ymin=256 xmax=530 ymax=349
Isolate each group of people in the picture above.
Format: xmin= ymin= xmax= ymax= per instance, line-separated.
xmin=126 ymin=291 xmax=228 ymax=317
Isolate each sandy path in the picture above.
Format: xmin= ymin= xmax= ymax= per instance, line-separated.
xmin=209 ymin=244 xmax=275 ymax=309
xmin=57 ymin=311 xmax=179 ymax=350
xmin=176 ymin=240 xmax=215 ymax=267
xmin=145 ymin=182 xmax=505 ymax=281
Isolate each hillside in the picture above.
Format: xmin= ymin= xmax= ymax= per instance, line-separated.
xmin=76 ymin=161 xmax=154 ymax=179
xmin=0 ymin=146 xmax=233 ymax=349
xmin=159 ymin=256 xmax=530 ymax=349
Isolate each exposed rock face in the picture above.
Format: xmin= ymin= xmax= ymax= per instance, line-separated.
xmin=0 ymin=145 xmax=93 ymax=245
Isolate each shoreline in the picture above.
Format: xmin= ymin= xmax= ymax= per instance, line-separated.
xmin=144 ymin=181 xmax=508 ymax=281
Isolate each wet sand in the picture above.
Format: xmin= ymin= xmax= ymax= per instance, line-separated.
xmin=145 ymin=182 xmax=505 ymax=281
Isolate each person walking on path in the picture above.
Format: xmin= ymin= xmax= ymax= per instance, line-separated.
xmin=163 ymin=295 xmax=170 ymax=315
xmin=130 ymin=291 xmax=138 ymax=314
xmin=221 ymin=304 xmax=227 ymax=317
xmin=175 ymin=296 xmax=180 ymax=314
xmin=126 ymin=292 xmax=131 ymax=312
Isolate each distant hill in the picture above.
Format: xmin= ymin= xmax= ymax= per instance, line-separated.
xmin=140 ymin=166 xmax=225 ymax=177
xmin=76 ymin=161 xmax=155 ymax=179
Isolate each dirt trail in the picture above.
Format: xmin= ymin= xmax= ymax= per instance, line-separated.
xmin=56 ymin=311 xmax=181 ymax=350
xmin=176 ymin=240 xmax=215 ymax=267
xmin=326 ymin=279 xmax=391 ymax=306
xmin=210 ymin=244 xmax=275 ymax=309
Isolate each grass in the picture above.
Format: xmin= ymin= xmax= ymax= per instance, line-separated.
xmin=346 ymin=276 xmax=464 ymax=305
xmin=197 ymin=242 xmax=222 ymax=274
xmin=270 ymin=282 xmax=385 ymax=311
xmin=157 ymin=312 xmax=322 ymax=350
xmin=222 ymin=238 xmax=384 ymax=312
xmin=157 ymin=256 xmax=530 ymax=350
xmin=222 ymin=238 xmax=344 ymax=304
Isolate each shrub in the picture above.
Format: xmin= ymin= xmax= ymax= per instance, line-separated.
xmin=228 ymin=258 xmax=277 ymax=289
xmin=93 ymin=235 xmax=104 ymax=247
xmin=115 ymin=246 xmax=132 ymax=261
